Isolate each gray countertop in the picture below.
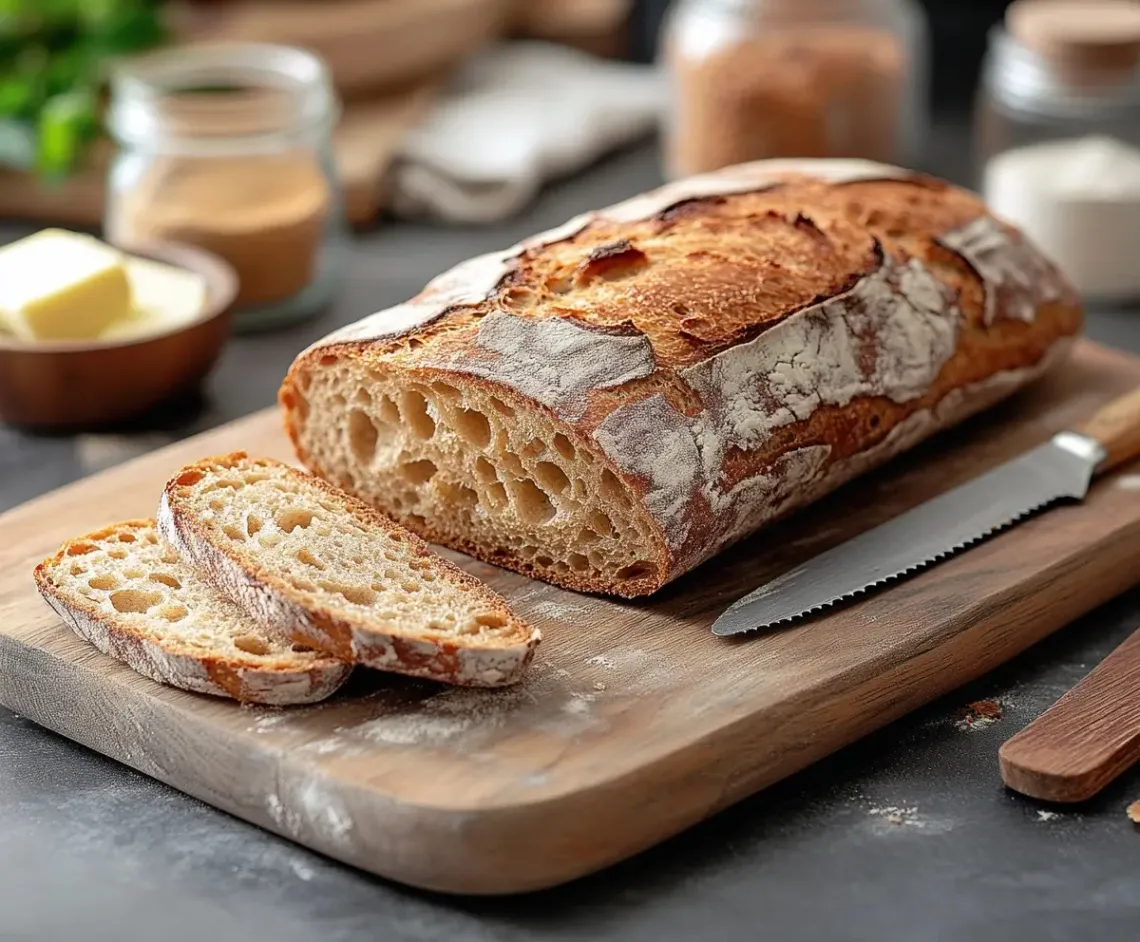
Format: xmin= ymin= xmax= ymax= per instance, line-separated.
xmin=3 ymin=134 xmax=1140 ymax=942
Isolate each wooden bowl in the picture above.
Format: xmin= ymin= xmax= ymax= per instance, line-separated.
xmin=0 ymin=242 xmax=238 ymax=430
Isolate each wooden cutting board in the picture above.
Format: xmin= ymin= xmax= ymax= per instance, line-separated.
xmin=3 ymin=339 xmax=1140 ymax=896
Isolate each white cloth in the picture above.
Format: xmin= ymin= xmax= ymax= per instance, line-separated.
xmin=390 ymin=42 xmax=664 ymax=223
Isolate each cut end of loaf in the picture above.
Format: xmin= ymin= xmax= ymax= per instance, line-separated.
xmin=162 ymin=453 xmax=541 ymax=686
xmin=282 ymin=362 xmax=667 ymax=597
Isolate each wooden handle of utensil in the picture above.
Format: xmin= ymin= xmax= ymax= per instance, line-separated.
xmin=1077 ymin=386 xmax=1140 ymax=473
xmin=999 ymin=628 xmax=1140 ymax=803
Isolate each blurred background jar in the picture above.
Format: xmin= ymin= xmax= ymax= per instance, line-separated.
xmin=977 ymin=0 xmax=1140 ymax=304
xmin=659 ymin=0 xmax=929 ymax=178
xmin=105 ymin=42 xmax=348 ymax=332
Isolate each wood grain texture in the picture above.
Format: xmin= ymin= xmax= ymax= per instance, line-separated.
xmin=4 ymin=340 xmax=1140 ymax=895
xmin=999 ymin=627 xmax=1140 ymax=803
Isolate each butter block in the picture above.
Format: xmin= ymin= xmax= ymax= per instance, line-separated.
xmin=0 ymin=229 xmax=131 ymax=341
xmin=100 ymin=257 xmax=209 ymax=341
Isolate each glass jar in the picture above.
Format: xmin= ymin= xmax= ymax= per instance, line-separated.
xmin=106 ymin=42 xmax=348 ymax=333
xmin=659 ymin=0 xmax=928 ymax=179
xmin=976 ymin=0 xmax=1140 ymax=302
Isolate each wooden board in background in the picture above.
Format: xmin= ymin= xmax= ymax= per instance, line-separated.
xmin=3 ymin=340 xmax=1140 ymax=895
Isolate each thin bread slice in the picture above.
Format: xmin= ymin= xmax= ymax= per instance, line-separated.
xmin=158 ymin=453 xmax=540 ymax=687
xmin=34 ymin=520 xmax=352 ymax=705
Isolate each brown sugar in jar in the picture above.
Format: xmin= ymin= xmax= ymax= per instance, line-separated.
xmin=661 ymin=0 xmax=929 ymax=178
xmin=107 ymin=43 xmax=347 ymax=330
xmin=113 ymin=152 xmax=330 ymax=308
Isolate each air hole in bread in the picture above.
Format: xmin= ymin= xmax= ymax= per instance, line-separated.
xmin=110 ymin=589 xmax=162 ymax=613
xmin=175 ymin=470 xmax=204 ymax=488
xmin=513 ymin=479 xmax=555 ymax=525
xmin=476 ymin=614 xmax=507 ymax=629
xmin=69 ymin=564 xmax=85 ymax=576
xmin=600 ymin=469 xmax=625 ymax=503
xmin=589 ymin=510 xmax=614 ymax=536
xmin=319 ymin=354 xmax=338 ymax=367
xmin=552 ymin=434 xmax=576 ymax=461
xmin=150 ymin=573 xmax=181 ymax=589
xmin=401 ymin=390 xmax=435 ymax=439
xmin=498 ymin=447 xmax=525 ymax=477
xmin=401 ymin=582 xmax=421 ymax=594
xmin=522 ymin=439 xmax=545 ymax=460
xmin=378 ymin=395 xmax=399 ymax=424
xmin=535 ymin=555 xmax=555 ymax=567
xmin=489 ymin=397 xmax=515 ymax=417
xmin=535 ymin=462 xmax=570 ymax=495
xmin=331 ymin=393 xmax=347 ymax=408
xmin=118 ymin=532 xmax=137 ymax=543
xmin=157 ymin=604 xmax=189 ymax=622
xmin=318 ymin=580 xmax=376 ymax=606
xmin=215 ymin=478 xmax=244 ymax=490
xmin=123 ymin=567 xmax=146 ymax=579
xmin=475 ymin=457 xmax=498 ymax=482
xmin=408 ymin=513 xmax=427 ymax=529
xmin=223 ymin=525 xmax=244 ymax=541
xmin=246 ymin=514 xmax=263 ymax=538
xmin=439 ymin=480 xmax=478 ymax=507
xmin=348 ymin=409 xmax=382 ymax=465
xmin=486 ymin=481 xmax=508 ymax=508
xmin=67 ymin=542 xmax=96 ymax=556
xmin=432 ymin=382 xmax=461 ymax=400
xmin=277 ymin=509 xmax=315 ymax=532
xmin=576 ymin=527 xmax=599 ymax=546
xmin=296 ymin=548 xmax=326 ymax=570
xmin=209 ymin=498 xmax=224 ymax=512
xmin=353 ymin=388 xmax=371 ymax=406
xmin=145 ymin=532 xmax=158 ymax=544
xmin=454 ymin=408 xmax=492 ymax=448
xmin=399 ymin=459 xmax=437 ymax=484
xmin=293 ymin=577 xmax=317 ymax=591
xmin=291 ymin=643 xmax=314 ymax=653
xmin=617 ymin=562 xmax=654 ymax=581
xmin=88 ymin=574 xmax=118 ymax=590
xmin=107 ymin=548 xmax=128 ymax=559
xmin=234 ymin=635 xmax=270 ymax=656
xmin=568 ymin=553 xmax=590 ymax=572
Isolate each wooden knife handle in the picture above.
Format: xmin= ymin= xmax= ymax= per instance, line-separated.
xmin=999 ymin=627 xmax=1140 ymax=803
xmin=1077 ymin=385 xmax=1140 ymax=473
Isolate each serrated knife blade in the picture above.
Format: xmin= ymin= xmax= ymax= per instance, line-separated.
xmin=712 ymin=424 xmax=1116 ymax=637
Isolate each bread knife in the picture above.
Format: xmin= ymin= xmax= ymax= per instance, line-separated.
xmin=713 ymin=386 xmax=1140 ymax=636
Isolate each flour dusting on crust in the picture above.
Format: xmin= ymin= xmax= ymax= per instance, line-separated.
xmin=423 ymin=311 xmax=657 ymax=420
xmin=938 ymin=216 xmax=1068 ymax=324
xmin=594 ymin=253 xmax=960 ymax=563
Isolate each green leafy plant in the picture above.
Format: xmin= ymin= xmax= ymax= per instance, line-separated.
xmin=0 ymin=0 xmax=165 ymax=178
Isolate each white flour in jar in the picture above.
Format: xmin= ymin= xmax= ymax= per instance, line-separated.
xmin=983 ymin=135 xmax=1140 ymax=301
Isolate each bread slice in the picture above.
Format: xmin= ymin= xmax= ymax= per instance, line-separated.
xmin=34 ymin=520 xmax=352 ymax=705
xmin=158 ymin=453 xmax=540 ymax=687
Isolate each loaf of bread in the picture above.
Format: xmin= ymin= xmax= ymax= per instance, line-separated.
xmin=281 ymin=158 xmax=1082 ymax=598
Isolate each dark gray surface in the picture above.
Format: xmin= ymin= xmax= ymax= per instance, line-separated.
xmin=4 ymin=133 xmax=1140 ymax=941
